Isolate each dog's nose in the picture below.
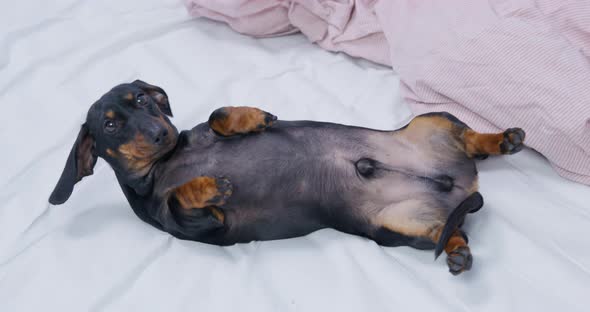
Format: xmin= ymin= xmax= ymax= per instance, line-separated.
xmin=153 ymin=128 xmax=168 ymax=144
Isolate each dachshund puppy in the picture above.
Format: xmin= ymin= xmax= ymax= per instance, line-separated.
xmin=49 ymin=80 xmax=525 ymax=275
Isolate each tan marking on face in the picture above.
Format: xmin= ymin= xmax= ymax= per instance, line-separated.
xmin=210 ymin=106 xmax=270 ymax=136
xmin=123 ymin=92 xmax=134 ymax=101
xmin=174 ymin=177 xmax=223 ymax=209
xmin=106 ymin=148 xmax=116 ymax=157
xmin=117 ymin=133 xmax=157 ymax=175
xmin=105 ymin=111 xmax=115 ymax=119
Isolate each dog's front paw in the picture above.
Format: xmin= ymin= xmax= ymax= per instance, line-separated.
xmin=446 ymin=246 xmax=473 ymax=275
xmin=206 ymin=177 xmax=233 ymax=206
xmin=250 ymin=109 xmax=277 ymax=132
xmin=259 ymin=111 xmax=278 ymax=130
xmin=500 ymin=128 xmax=525 ymax=154
xmin=209 ymin=107 xmax=278 ymax=136
xmin=174 ymin=176 xmax=233 ymax=209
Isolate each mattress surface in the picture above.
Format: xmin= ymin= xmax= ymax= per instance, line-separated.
xmin=1 ymin=0 xmax=589 ymax=311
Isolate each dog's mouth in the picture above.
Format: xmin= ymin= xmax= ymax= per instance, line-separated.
xmin=145 ymin=118 xmax=179 ymax=160
xmin=153 ymin=133 xmax=177 ymax=159
xmin=117 ymin=128 xmax=178 ymax=177
xmin=146 ymin=129 xmax=179 ymax=164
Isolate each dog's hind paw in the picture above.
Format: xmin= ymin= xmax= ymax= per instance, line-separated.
xmin=446 ymin=246 xmax=473 ymax=275
xmin=500 ymin=128 xmax=525 ymax=154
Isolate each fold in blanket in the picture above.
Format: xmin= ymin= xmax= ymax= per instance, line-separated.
xmin=185 ymin=0 xmax=590 ymax=185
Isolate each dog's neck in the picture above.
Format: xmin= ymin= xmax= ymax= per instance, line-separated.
xmin=107 ymin=157 xmax=159 ymax=197
xmin=116 ymin=169 xmax=155 ymax=197
xmin=112 ymin=167 xmax=166 ymax=231
xmin=111 ymin=129 xmax=185 ymax=200
xmin=111 ymin=138 xmax=181 ymax=197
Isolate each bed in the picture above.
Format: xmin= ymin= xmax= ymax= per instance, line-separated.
xmin=1 ymin=0 xmax=589 ymax=311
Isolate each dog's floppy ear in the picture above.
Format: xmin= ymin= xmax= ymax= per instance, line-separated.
xmin=49 ymin=123 xmax=97 ymax=205
xmin=132 ymin=79 xmax=173 ymax=117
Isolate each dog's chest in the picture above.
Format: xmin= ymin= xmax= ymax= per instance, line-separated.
xmin=153 ymin=122 xmax=372 ymax=204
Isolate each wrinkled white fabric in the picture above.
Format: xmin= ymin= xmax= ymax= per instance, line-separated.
xmin=1 ymin=1 xmax=589 ymax=311
xmin=186 ymin=0 xmax=590 ymax=185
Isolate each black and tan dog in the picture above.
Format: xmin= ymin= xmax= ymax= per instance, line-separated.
xmin=49 ymin=80 xmax=525 ymax=275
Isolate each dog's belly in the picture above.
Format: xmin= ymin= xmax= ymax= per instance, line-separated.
xmin=155 ymin=121 xmax=477 ymax=243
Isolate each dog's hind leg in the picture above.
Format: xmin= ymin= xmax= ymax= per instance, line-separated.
xmin=439 ymin=230 xmax=472 ymax=275
xmin=433 ymin=192 xmax=483 ymax=275
xmin=369 ymin=197 xmax=446 ymax=251
xmin=372 ymin=223 xmax=473 ymax=275
xmin=370 ymin=192 xmax=483 ymax=275
xmin=406 ymin=112 xmax=525 ymax=159
xmin=463 ymin=128 xmax=526 ymax=158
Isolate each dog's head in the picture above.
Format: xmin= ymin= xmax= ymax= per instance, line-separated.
xmin=49 ymin=80 xmax=179 ymax=205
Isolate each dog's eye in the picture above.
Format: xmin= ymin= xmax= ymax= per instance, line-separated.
xmin=136 ymin=94 xmax=148 ymax=106
xmin=104 ymin=120 xmax=117 ymax=133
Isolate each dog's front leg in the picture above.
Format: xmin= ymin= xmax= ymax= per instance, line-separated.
xmin=164 ymin=176 xmax=233 ymax=239
xmin=171 ymin=176 xmax=233 ymax=222
xmin=208 ymin=106 xmax=277 ymax=136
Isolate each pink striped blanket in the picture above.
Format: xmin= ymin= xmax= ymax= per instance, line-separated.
xmin=185 ymin=0 xmax=590 ymax=185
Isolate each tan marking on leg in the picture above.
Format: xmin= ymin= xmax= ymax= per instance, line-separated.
xmin=467 ymin=177 xmax=479 ymax=194
xmin=373 ymin=199 xmax=444 ymax=238
xmin=387 ymin=115 xmax=467 ymax=171
xmin=401 ymin=116 xmax=455 ymax=139
xmin=400 ymin=115 xmax=467 ymax=152
xmin=463 ymin=129 xmax=504 ymax=157
xmin=174 ymin=177 xmax=225 ymax=209
xmin=444 ymin=230 xmax=468 ymax=254
xmin=210 ymin=106 xmax=273 ymax=136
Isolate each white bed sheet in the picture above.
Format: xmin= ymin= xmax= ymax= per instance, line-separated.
xmin=1 ymin=0 xmax=589 ymax=311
